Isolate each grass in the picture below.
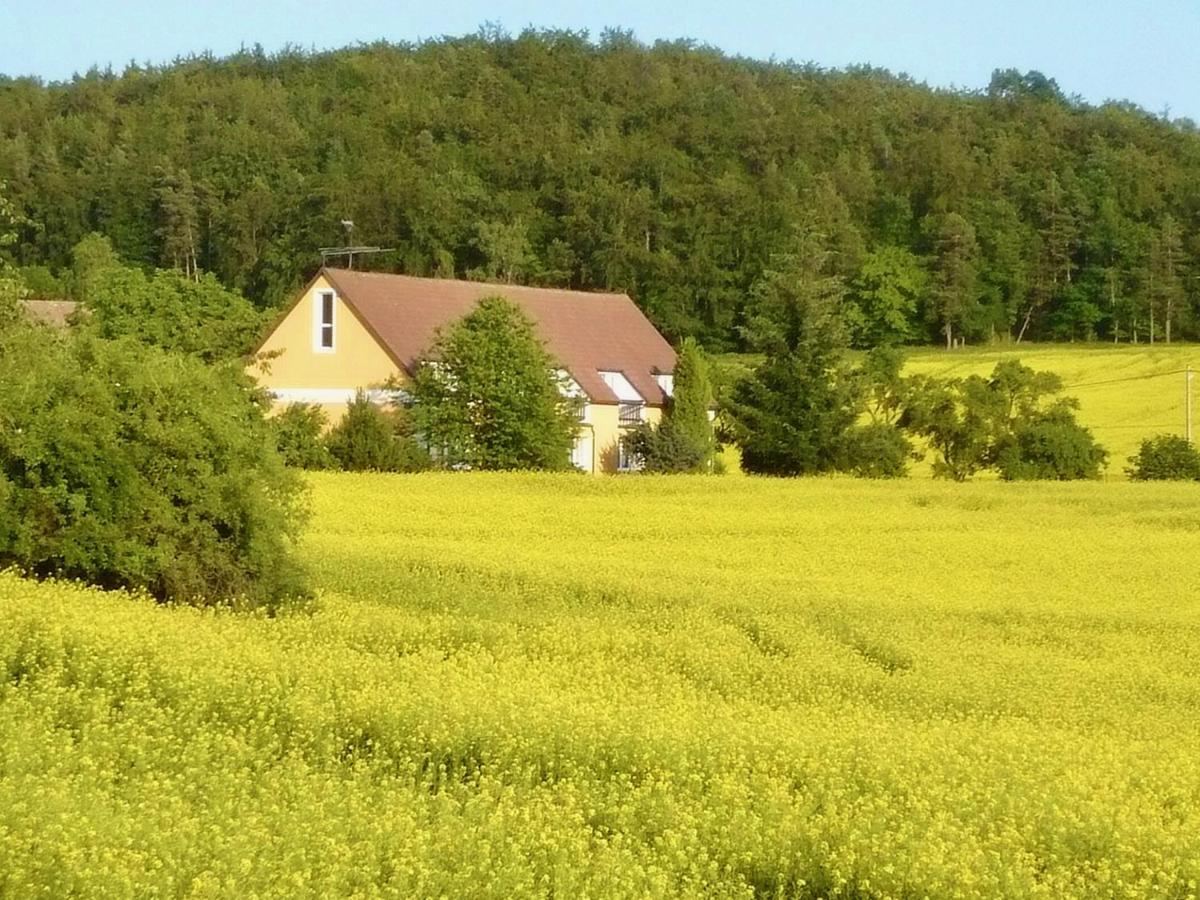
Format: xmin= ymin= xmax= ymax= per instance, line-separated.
xmin=2 ymin=472 xmax=1200 ymax=897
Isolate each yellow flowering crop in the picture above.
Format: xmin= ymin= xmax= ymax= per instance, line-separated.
xmin=0 ymin=472 xmax=1197 ymax=898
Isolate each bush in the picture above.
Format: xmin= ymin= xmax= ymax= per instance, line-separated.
xmin=0 ymin=328 xmax=308 ymax=608
xmin=84 ymin=264 xmax=265 ymax=363
xmin=1126 ymin=434 xmax=1200 ymax=481
xmin=838 ymin=423 xmax=911 ymax=478
xmin=16 ymin=265 xmax=67 ymax=300
xmin=995 ymin=417 xmax=1107 ymax=480
xmin=325 ymin=391 xmax=429 ymax=472
xmin=273 ymin=403 xmax=334 ymax=470
xmin=623 ymin=419 xmax=707 ymax=474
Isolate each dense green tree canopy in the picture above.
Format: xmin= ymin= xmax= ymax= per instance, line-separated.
xmin=82 ymin=262 xmax=266 ymax=363
xmin=1 ymin=30 xmax=1199 ymax=346
xmin=0 ymin=181 xmax=25 ymax=328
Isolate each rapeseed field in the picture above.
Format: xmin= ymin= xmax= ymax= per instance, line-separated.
xmin=906 ymin=343 xmax=1197 ymax=469
xmin=1 ymin=473 xmax=1198 ymax=897
xmin=717 ymin=344 xmax=1197 ymax=477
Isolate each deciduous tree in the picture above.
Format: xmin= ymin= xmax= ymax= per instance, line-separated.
xmin=410 ymin=297 xmax=581 ymax=470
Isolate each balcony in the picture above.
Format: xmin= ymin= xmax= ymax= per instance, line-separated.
xmin=618 ymin=402 xmax=644 ymax=425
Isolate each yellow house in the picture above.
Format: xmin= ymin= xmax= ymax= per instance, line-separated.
xmin=252 ymin=268 xmax=678 ymax=474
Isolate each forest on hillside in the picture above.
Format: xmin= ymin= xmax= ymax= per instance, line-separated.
xmin=2 ymin=27 xmax=1199 ymax=349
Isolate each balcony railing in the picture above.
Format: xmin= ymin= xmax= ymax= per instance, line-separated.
xmin=618 ymin=402 xmax=644 ymax=425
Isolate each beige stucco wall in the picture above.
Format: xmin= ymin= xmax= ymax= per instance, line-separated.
xmin=584 ymin=403 xmax=662 ymax=474
xmin=251 ymin=275 xmax=403 ymax=421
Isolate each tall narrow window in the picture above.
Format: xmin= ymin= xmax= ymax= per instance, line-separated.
xmin=317 ymin=291 xmax=334 ymax=350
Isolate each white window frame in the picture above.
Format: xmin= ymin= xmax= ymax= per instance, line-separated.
xmin=617 ymin=434 xmax=643 ymax=472
xmin=314 ymin=290 xmax=336 ymax=353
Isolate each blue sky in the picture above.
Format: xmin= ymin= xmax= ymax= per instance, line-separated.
xmin=2 ymin=0 xmax=1198 ymax=121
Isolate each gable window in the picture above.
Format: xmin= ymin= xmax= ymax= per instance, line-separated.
xmin=315 ymin=291 xmax=335 ymax=352
xmin=598 ymin=370 xmax=646 ymax=427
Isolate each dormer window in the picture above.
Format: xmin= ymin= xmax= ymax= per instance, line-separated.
xmin=315 ymin=291 xmax=335 ymax=351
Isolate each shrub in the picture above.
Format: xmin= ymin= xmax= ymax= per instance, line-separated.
xmin=995 ymin=416 xmax=1107 ymax=480
xmin=838 ymin=423 xmax=911 ymax=478
xmin=273 ymin=403 xmax=334 ymax=470
xmin=325 ymin=391 xmax=429 ymax=472
xmin=16 ymin=265 xmax=67 ymax=300
xmin=623 ymin=419 xmax=707 ymax=474
xmin=1126 ymin=434 xmax=1200 ymax=481
xmin=0 ymin=328 xmax=308 ymax=608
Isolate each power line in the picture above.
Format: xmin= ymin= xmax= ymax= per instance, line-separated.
xmin=1060 ymin=369 xmax=1191 ymax=390
xmin=1086 ymin=424 xmax=1181 ymax=429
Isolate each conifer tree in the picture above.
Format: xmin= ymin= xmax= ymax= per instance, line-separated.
xmin=726 ymin=233 xmax=858 ymax=475
xmin=624 ymin=337 xmax=716 ymax=473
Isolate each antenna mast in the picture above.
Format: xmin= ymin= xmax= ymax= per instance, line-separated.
xmin=318 ymin=220 xmax=394 ymax=269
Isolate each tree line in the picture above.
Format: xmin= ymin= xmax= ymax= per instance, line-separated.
xmin=2 ymin=29 xmax=1199 ymax=349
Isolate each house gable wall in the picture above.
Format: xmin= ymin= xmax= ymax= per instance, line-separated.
xmin=586 ymin=403 xmax=663 ymax=474
xmin=253 ymin=275 xmax=402 ymax=420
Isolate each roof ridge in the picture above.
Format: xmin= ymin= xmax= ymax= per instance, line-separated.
xmin=322 ymin=268 xmax=630 ymax=301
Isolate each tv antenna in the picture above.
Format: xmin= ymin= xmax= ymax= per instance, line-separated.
xmin=318 ymin=220 xmax=394 ymax=269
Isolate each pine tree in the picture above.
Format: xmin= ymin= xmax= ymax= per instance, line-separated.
xmin=155 ymin=168 xmax=201 ymax=280
xmin=727 ymin=234 xmax=858 ymax=475
xmin=928 ymin=212 xmax=979 ymax=348
xmin=1151 ymin=215 xmax=1185 ymax=344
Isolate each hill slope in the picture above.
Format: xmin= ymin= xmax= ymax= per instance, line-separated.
xmin=2 ymin=31 xmax=1200 ymax=347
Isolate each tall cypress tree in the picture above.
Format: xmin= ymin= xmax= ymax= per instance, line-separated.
xmin=669 ymin=338 xmax=716 ymax=469
xmin=624 ymin=336 xmax=716 ymax=473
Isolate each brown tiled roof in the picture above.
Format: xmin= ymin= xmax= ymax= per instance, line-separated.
xmin=20 ymin=299 xmax=80 ymax=328
xmin=322 ymin=268 xmax=676 ymax=406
